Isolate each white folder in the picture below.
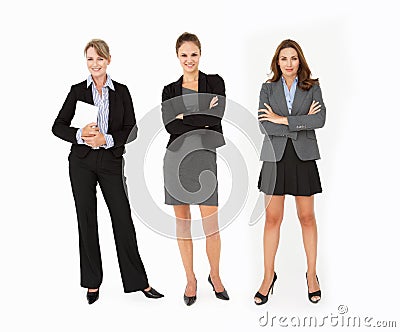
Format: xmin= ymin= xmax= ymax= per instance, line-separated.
xmin=71 ymin=101 xmax=98 ymax=128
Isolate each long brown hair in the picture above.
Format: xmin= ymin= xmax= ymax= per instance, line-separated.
xmin=268 ymin=39 xmax=318 ymax=90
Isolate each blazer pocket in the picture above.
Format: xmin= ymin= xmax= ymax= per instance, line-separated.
xmin=306 ymin=130 xmax=316 ymax=140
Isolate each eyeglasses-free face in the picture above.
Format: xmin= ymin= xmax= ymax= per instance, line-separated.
xmin=278 ymin=47 xmax=300 ymax=80
xmin=177 ymin=41 xmax=201 ymax=74
xmin=86 ymin=46 xmax=111 ymax=82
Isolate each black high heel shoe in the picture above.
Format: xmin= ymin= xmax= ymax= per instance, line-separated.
xmin=141 ymin=287 xmax=164 ymax=299
xmin=86 ymin=288 xmax=99 ymax=305
xmin=183 ymin=280 xmax=197 ymax=306
xmin=306 ymin=273 xmax=321 ymax=304
xmin=208 ymin=275 xmax=230 ymax=300
xmin=254 ymin=272 xmax=277 ymax=305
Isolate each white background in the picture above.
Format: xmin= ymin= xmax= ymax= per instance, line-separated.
xmin=1 ymin=0 xmax=399 ymax=331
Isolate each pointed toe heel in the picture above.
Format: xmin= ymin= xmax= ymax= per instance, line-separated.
xmin=183 ymin=294 xmax=197 ymax=306
xmin=86 ymin=289 xmax=99 ymax=305
xmin=141 ymin=287 xmax=164 ymax=299
xmin=208 ymin=275 xmax=230 ymax=300
xmin=183 ymin=280 xmax=197 ymax=306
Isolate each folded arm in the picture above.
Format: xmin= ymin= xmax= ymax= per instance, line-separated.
xmin=287 ymin=85 xmax=326 ymax=131
xmin=162 ymin=87 xmax=199 ymax=134
xmin=182 ymin=75 xmax=226 ymax=127
xmin=258 ymin=83 xmax=292 ymax=136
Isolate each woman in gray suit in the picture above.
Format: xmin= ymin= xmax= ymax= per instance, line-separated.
xmin=161 ymin=32 xmax=229 ymax=306
xmin=255 ymin=39 xmax=326 ymax=305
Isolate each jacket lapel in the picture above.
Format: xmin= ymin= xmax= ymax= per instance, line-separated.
xmin=170 ymin=76 xmax=185 ymax=116
xmin=271 ymin=81 xmax=289 ymax=116
xmin=291 ymin=86 xmax=307 ymax=115
xmin=198 ymin=71 xmax=207 ymax=93
xmin=108 ymin=87 xmax=116 ymax=128
xmin=173 ymin=76 xmax=183 ymax=97
xmin=85 ymin=84 xmax=94 ymax=105
xmin=198 ymin=71 xmax=208 ymax=112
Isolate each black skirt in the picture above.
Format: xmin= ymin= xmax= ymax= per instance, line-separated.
xmin=258 ymin=139 xmax=322 ymax=196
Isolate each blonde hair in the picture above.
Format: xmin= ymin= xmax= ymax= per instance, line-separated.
xmin=84 ymin=39 xmax=110 ymax=59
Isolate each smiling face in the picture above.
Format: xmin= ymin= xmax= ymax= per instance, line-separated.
xmin=177 ymin=42 xmax=200 ymax=74
xmin=86 ymin=46 xmax=110 ymax=81
xmin=278 ymin=47 xmax=300 ymax=80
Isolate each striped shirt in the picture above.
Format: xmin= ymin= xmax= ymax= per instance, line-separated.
xmin=75 ymin=74 xmax=114 ymax=149
xmin=281 ymin=76 xmax=298 ymax=115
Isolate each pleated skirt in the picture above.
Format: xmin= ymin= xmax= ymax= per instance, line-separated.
xmin=258 ymin=139 xmax=322 ymax=196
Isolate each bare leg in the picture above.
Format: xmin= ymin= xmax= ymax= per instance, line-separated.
xmin=200 ymin=205 xmax=225 ymax=292
xmin=174 ymin=205 xmax=196 ymax=296
xmin=255 ymin=195 xmax=285 ymax=303
xmin=295 ymin=195 xmax=320 ymax=302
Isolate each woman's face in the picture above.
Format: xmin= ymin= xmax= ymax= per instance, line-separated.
xmin=177 ymin=42 xmax=200 ymax=74
xmin=86 ymin=47 xmax=110 ymax=80
xmin=278 ymin=47 xmax=300 ymax=79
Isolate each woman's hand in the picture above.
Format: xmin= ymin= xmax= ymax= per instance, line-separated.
xmin=82 ymin=122 xmax=99 ymax=137
xmin=82 ymin=131 xmax=106 ymax=148
xmin=308 ymin=100 xmax=321 ymax=115
xmin=258 ymin=103 xmax=288 ymax=125
xmin=175 ymin=113 xmax=183 ymax=120
xmin=209 ymin=96 xmax=218 ymax=109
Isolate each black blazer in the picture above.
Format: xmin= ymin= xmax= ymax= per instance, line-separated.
xmin=161 ymin=71 xmax=226 ymax=151
xmin=52 ymin=80 xmax=137 ymax=158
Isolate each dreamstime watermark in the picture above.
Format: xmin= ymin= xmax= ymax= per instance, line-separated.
xmin=124 ymin=93 xmax=276 ymax=239
xmin=259 ymin=305 xmax=398 ymax=328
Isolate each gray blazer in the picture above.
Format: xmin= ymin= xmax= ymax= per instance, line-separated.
xmin=259 ymin=80 xmax=326 ymax=161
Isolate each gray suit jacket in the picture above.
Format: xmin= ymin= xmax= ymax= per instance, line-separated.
xmin=259 ymin=80 xmax=326 ymax=161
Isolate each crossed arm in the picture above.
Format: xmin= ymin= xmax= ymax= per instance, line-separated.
xmin=162 ymin=75 xmax=226 ymax=134
xmin=258 ymin=83 xmax=326 ymax=136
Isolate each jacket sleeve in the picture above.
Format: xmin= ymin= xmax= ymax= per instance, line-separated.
xmin=258 ymin=83 xmax=292 ymax=136
xmin=161 ymin=85 xmax=198 ymax=134
xmin=287 ymin=84 xmax=326 ymax=131
xmin=114 ymin=85 xmax=138 ymax=146
xmin=181 ymin=74 xmax=225 ymax=127
xmin=52 ymin=86 xmax=80 ymax=143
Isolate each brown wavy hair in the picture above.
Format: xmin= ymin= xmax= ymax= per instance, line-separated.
xmin=268 ymin=39 xmax=318 ymax=90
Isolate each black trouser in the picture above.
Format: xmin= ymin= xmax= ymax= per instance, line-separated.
xmin=68 ymin=149 xmax=148 ymax=292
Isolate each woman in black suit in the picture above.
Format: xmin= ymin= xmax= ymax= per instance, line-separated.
xmin=161 ymin=32 xmax=229 ymax=305
xmin=52 ymin=39 xmax=163 ymax=304
xmin=255 ymin=39 xmax=326 ymax=305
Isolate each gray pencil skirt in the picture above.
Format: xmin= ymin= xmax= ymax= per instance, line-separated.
xmin=163 ymin=135 xmax=218 ymax=206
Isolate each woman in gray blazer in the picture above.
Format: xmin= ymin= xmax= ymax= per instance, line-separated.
xmin=255 ymin=39 xmax=326 ymax=305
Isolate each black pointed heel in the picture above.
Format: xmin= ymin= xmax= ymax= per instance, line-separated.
xmin=306 ymin=273 xmax=321 ymax=304
xmin=86 ymin=288 xmax=99 ymax=305
xmin=141 ymin=287 xmax=164 ymax=299
xmin=183 ymin=280 xmax=197 ymax=306
xmin=208 ymin=275 xmax=230 ymax=300
xmin=254 ymin=272 xmax=277 ymax=305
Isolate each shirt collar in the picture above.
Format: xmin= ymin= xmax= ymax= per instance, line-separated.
xmin=86 ymin=74 xmax=115 ymax=91
xmin=281 ymin=76 xmax=298 ymax=85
